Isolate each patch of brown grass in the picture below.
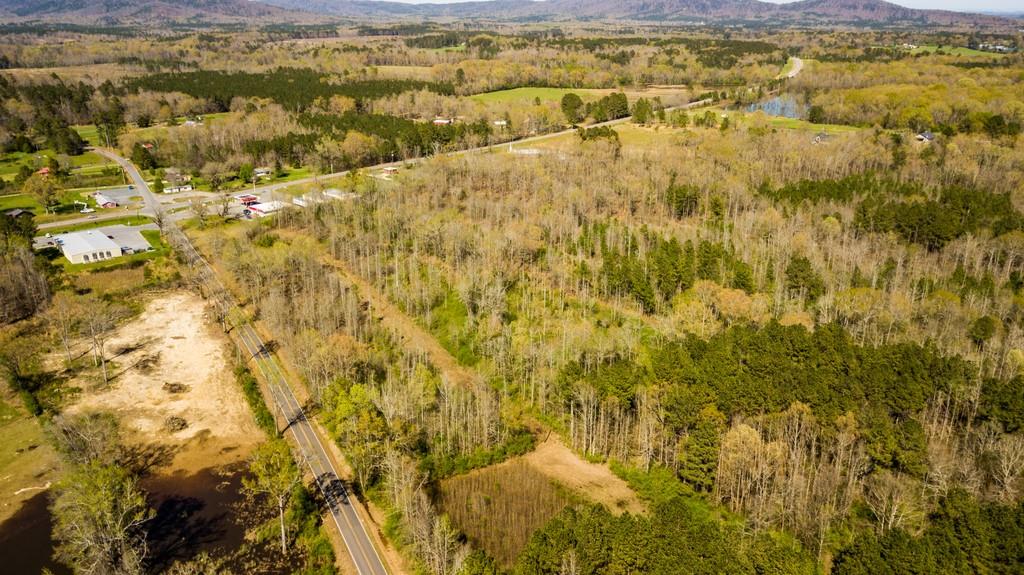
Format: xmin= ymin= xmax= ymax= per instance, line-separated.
xmin=74 ymin=267 xmax=146 ymax=295
xmin=438 ymin=459 xmax=572 ymax=567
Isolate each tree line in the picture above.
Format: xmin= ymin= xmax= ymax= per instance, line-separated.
xmin=127 ymin=68 xmax=455 ymax=112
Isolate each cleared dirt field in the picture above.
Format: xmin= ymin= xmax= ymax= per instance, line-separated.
xmin=439 ymin=435 xmax=645 ymax=566
xmin=524 ymin=436 xmax=646 ymax=515
xmin=68 ymin=291 xmax=261 ymax=472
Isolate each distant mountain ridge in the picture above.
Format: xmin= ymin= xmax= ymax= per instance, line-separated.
xmin=272 ymin=0 xmax=1015 ymax=27
xmin=0 ymin=0 xmax=313 ymax=24
xmin=0 ymin=0 xmax=1013 ymax=28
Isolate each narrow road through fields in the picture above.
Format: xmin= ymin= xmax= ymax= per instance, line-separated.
xmin=45 ymin=95 xmax=721 ymax=231
xmin=784 ymin=57 xmax=805 ymax=79
xmin=247 ymin=96 xmax=717 ymax=197
xmin=106 ymin=147 xmax=391 ymax=575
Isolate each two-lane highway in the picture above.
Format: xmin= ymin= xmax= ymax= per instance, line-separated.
xmin=108 ymin=148 xmax=390 ymax=575
xmin=235 ymin=322 xmax=388 ymax=575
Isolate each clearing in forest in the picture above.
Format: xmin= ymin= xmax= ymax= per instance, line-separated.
xmin=439 ymin=435 xmax=646 ymax=566
xmin=67 ymin=291 xmax=261 ymax=473
xmin=523 ymin=436 xmax=646 ymax=516
xmin=439 ymin=459 xmax=573 ymax=567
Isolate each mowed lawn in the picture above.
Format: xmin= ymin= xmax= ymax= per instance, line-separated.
xmin=0 ymin=149 xmax=112 ymax=180
xmin=471 ymin=87 xmax=610 ymax=105
xmin=0 ymin=193 xmax=40 ymax=212
xmin=910 ymin=45 xmax=1008 ymax=58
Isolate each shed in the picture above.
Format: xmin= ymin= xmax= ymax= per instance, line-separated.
xmin=3 ymin=208 xmax=32 ymax=218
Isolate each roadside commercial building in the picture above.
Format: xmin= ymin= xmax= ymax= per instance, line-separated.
xmin=58 ymin=230 xmax=122 ymax=264
xmin=248 ymin=201 xmax=288 ymax=217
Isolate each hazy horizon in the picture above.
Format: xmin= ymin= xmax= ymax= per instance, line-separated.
xmin=380 ymin=0 xmax=1024 ymax=14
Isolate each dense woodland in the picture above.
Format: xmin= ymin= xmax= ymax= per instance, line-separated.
xmin=1 ymin=20 xmax=1023 ymax=575
xmin=198 ymin=99 xmax=1024 ymax=572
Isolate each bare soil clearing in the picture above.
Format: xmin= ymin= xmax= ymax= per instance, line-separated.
xmin=68 ymin=291 xmax=261 ymax=472
xmin=523 ymin=435 xmax=646 ymax=516
xmin=439 ymin=434 xmax=645 ymax=566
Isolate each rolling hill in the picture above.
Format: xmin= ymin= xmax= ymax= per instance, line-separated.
xmin=266 ymin=0 xmax=1016 ymax=27
xmin=0 ymin=0 xmax=1012 ymax=28
xmin=0 ymin=0 xmax=316 ymax=24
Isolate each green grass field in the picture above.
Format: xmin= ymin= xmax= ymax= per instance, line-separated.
xmin=755 ymin=114 xmax=860 ymax=134
xmin=0 ymin=193 xmax=40 ymax=212
xmin=0 ymin=148 xmax=114 ymax=184
xmin=1 ymin=189 xmax=97 ymax=219
xmin=0 ymin=399 xmax=58 ymax=524
xmin=75 ymin=112 xmax=235 ymax=147
xmin=471 ymin=87 xmax=607 ymax=105
xmin=44 ymin=215 xmax=151 ymax=234
xmin=708 ymin=107 xmax=860 ymax=134
xmin=73 ymin=124 xmax=101 ymax=146
xmin=129 ymin=112 xmax=235 ymax=141
xmin=777 ymin=57 xmax=797 ymax=79
xmin=909 ymin=45 xmax=1007 ymax=58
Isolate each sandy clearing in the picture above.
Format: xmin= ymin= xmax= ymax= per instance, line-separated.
xmin=523 ymin=435 xmax=646 ymax=516
xmin=68 ymin=291 xmax=261 ymax=472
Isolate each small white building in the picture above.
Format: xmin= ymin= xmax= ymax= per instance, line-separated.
xmin=93 ymin=193 xmax=118 ymax=208
xmin=292 ymin=192 xmax=325 ymax=208
xmin=248 ymin=201 xmax=288 ymax=217
xmin=58 ymin=231 xmax=122 ymax=264
xmin=254 ymin=167 xmax=273 ymax=179
xmin=164 ymin=184 xmax=194 ymax=194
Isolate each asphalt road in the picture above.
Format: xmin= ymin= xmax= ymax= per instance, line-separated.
xmin=45 ymin=94 xmax=725 ymax=232
xmin=234 ymin=322 xmax=389 ymax=575
xmin=246 ymin=96 xmax=718 ymax=199
xmin=91 ymin=148 xmax=162 ymax=215
xmin=100 ymin=147 xmax=391 ymax=575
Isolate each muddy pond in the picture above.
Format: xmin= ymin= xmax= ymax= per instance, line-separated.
xmin=0 ymin=464 xmax=251 ymax=574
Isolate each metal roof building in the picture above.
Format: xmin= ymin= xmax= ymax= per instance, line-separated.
xmin=59 ymin=230 xmax=122 ymax=264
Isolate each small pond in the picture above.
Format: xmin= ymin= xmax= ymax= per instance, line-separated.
xmin=746 ymin=94 xmax=808 ymax=119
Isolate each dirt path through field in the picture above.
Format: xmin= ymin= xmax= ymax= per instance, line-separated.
xmin=524 ymin=435 xmax=647 ymax=515
xmin=68 ymin=291 xmax=261 ymax=472
xmin=321 ymin=256 xmax=479 ymax=388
